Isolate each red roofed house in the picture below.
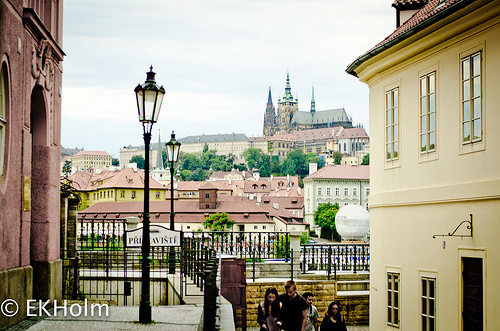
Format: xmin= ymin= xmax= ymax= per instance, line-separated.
xmin=79 ymin=193 xmax=305 ymax=233
xmin=68 ymin=166 xmax=167 ymax=210
xmin=303 ymin=165 xmax=369 ymax=234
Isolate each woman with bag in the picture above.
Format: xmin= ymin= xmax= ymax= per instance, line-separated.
xmin=258 ymin=287 xmax=282 ymax=331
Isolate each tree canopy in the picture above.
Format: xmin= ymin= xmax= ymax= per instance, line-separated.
xmin=332 ymin=152 xmax=343 ymax=165
xmin=314 ymin=202 xmax=341 ymax=241
xmin=203 ymin=212 xmax=235 ymax=231
xmin=361 ymin=154 xmax=369 ymax=165
xmin=130 ymin=155 xmax=145 ymax=169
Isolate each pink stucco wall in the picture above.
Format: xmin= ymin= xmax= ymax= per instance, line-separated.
xmin=0 ymin=0 xmax=64 ymax=270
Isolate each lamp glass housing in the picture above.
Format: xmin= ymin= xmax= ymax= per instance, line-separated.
xmin=166 ymin=133 xmax=181 ymax=163
xmin=135 ymin=67 xmax=165 ymax=124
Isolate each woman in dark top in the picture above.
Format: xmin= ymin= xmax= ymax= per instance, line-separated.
xmin=320 ymin=301 xmax=347 ymax=331
xmin=258 ymin=287 xmax=282 ymax=331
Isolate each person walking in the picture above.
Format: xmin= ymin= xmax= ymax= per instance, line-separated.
xmin=303 ymin=292 xmax=319 ymax=331
xmin=279 ymin=280 xmax=307 ymax=331
xmin=320 ymin=301 xmax=347 ymax=331
xmin=258 ymin=287 xmax=282 ymax=331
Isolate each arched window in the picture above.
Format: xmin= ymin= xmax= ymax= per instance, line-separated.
xmin=0 ymin=63 xmax=8 ymax=180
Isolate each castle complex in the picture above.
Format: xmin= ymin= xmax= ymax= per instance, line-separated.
xmin=263 ymin=72 xmax=353 ymax=136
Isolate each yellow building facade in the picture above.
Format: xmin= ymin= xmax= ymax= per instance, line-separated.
xmin=347 ymin=0 xmax=500 ymax=329
xmin=69 ymin=167 xmax=167 ymax=210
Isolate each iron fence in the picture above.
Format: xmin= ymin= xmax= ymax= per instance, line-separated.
xmin=184 ymin=231 xmax=290 ymax=260
xmin=300 ymin=243 xmax=370 ymax=278
xmin=61 ymin=247 xmax=175 ymax=306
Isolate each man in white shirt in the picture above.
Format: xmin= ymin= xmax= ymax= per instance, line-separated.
xmin=303 ymin=292 xmax=320 ymax=331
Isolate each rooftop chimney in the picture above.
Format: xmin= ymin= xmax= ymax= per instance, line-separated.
xmin=392 ymin=0 xmax=429 ymax=27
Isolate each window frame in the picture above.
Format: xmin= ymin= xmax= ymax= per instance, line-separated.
xmin=385 ymin=87 xmax=400 ymax=162
xmin=420 ymin=273 xmax=437 ymax=331
xmin=461 ymin=51 xmax=482 ymax=145
xmin=419 ymin=71 xmax=437 ymax=155
xmin=387 ymin=271 xmax=401 ymax=328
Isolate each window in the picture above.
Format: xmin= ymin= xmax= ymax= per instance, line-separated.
xmin=317 ymin=188 xmax=322 ymax=195
xmin=366 ymin=188 xmax=370 ymax=196
xmin=0 ymin=64 xmax=6 ymax=180
xmin=206 ymin=204 xmax=210 ymax=209
xmin=132 ymin=191 xmax=136 ymax=199
xmin=205 ymin=193 xmax=210 ymax=199
xmin=336 ymin=188 xmax=340 ymax=196
xmin=421 ymin=277 xmax=436 ymax=331
xmin=387 ymin=272 xmax=400 ymax=327
xmin=344 ymin=188 xmax=349 ymax=196
xmin=420 ymin=72 xmax=436 ymax=153
xmin=386 ymin=88 xmax=399 ymax=160
xmin=254 ymin=226 xmax=258 ymax=230
xmin=120 ymin=190 xmax=125 ymax=198
xmin=156 ymin=191 xmax=160 ymax=199
xmin=353 ymin=188 xmax=357 ymax=196
xmin=326 ymin=188 xmax=331 ymax=195
xmin=461 ymin=52 xmax=482 ymax=144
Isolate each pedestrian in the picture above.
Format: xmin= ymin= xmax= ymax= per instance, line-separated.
xmin=279 ymin=280 xmax=308 ymax=331
xmin=258 ymin=287 xmax=282 ymax=331
xmin=320 ymin=301 xmax=347 ymax=331
xmin=303 ymin=292 xmax=320 ymax=331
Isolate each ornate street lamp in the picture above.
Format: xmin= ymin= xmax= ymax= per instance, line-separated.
xmin=135 ymin=66 xmax=165 ymax=324
xmin=166 ymin=131 xmax=181 ymax=273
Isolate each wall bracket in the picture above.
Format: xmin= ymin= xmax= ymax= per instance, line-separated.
xmin=433 ymin=214 xmax=473 ymax=239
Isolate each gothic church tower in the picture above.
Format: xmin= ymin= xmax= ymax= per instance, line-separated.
xmin=263 ymin=87 xmax=276 ymax=136
xmin=277 ymin=72 xmax=298 ymax=133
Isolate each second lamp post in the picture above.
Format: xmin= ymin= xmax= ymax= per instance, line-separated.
xmin=166 ymin=132 xmax=181 ymax=273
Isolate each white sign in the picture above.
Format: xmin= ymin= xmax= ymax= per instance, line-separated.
xmin=125 ymin=225 xmax=181 ymax=247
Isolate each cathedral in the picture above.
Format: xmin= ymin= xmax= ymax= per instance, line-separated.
xmin=263 ymin=72 xmax=353 ymax=136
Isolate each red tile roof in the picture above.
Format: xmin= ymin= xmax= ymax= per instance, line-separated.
xmin=304 ymin=164 xmax=369 ymax=181
xmin=337 ymin=127 xmax=369 ymax=139
xmin=68 ymin=167 xmax=165 ymax=191
xmin=346 ymin=0 xmax=474 ymax=76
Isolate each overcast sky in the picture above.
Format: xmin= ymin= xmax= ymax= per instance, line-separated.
xmin=61 ymin=0 xmax=396 ymax=158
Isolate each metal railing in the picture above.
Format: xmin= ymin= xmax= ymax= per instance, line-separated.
xmin=184 ymin=231 xmax=290 ymax=259
xmin=300 ymin=243 xmax=370 ymax=278
xmin=61 ymin=247 xmax=174 ymax=305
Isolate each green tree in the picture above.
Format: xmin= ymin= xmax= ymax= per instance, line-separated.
xmin=314 ymin=202 xmax=341 ymax=241
xmin=189 ymin=168 xmax=209 ymax=181
xmin=62 ymin=160 xmax=72 ymax=177
xmin=180 ymin=169 xmax=192 ymax=181
xmin=243 ymin=148 xmax=264 ymax=170
xmin=281 ymin=149 xmax=307 ymax=176
xmin=203 ymin=212 xmax=235 ymax=231
xmin=112 ymin=158 xmax=119 ymax=166
xmin=270 ymin=156 xmax=281 ymax=174
xmin=180 ymin=153 xmax=201 ymax=171
xmin=130 ymin=155 xmax=145 ymax=169
xmin=233 ymin=163 xmax=247 ymax=171
xmin=305 ymin=153 xmax=325 ymax=169
xmin=332 ymin=151 xmax=343 ymax=165
xmin=361 ymin=154 xmax=369 ymax=165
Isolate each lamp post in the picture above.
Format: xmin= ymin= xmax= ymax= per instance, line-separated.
xmin=135 ymin=66 xmax=165 ymax=324
xmin=166 ymin=132 xmax=181 ymax=273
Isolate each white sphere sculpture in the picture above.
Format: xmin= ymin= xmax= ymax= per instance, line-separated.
xmin=335 ymin=205 xmax=370 ymax=241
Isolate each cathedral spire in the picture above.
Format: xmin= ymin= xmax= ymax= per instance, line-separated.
xmin=310 ymin=85 xmax=316 ymax=114
xmin=282 ymin=71 xmax=294 ymax=102
xmin=155 ymin=130 xmax=164 ymax=169
xmin=267 ymin=86 xmax=273 ymax=104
